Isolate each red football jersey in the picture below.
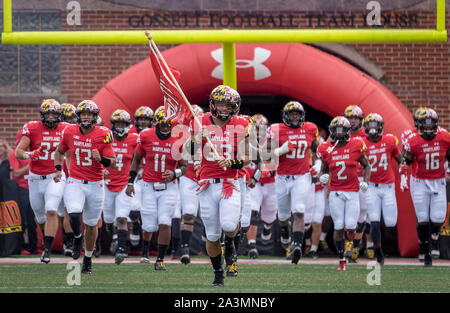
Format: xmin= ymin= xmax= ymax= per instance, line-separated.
xmin=9 ymin=149 xmax=29 ymax=189
xmin=401 ymin=129 xmax=419 ymax=178
xmin=107 ymin=133 xmax=139 ymax=192
xmin=350 ymin=127 xmax=366 ymax=177
xmin=137 ymin=128 xmax=181 ymax=183
xmin=21 ymin=121 xmax=69 ymax=175
xmin=267 ymin=122 xmax=318 ymax=175
xmin=60 ymin=125 xmax=115 ymax=182
xmin=317 ymin=138 xmax=366 ymax=192
xmin=404 ymin=128 xmax=450 ymax=180
xmin=184 ymin=161 xmax=197 ymax=182
xmin=363 ymin=134 xmax=401 ymax=184
xmin=190 ymin=113 xmax=252 ymax=180
xmin=129 ymin=125 xmax=138 ymax=135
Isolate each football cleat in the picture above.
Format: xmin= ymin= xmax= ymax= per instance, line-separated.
xmin=304 ymin=246 xmax=311 ymax=256
xmin=180 ymin=246 xmax=191 ymax=265
xmin=366 ymin=248 xmax=375 ymax=260
xmin=115 ymin=247 xmax=128 ymax=265
xmin=248 ymin=247 xmax=259 ymax=259
xmin=226 ymin=261 xmax=238 ymax=277
xmin=154 ymin=261 xmax=166 ymax=271
xmin=349 ymin=247 xmax=360 ymax=263
xmin=212 ymin=270 xmax=224 ymax=287
xmin=109 ymin=234 xmax=118 ymax=255
xmin=290 ymin=244 xmax=302 ymax=264
xmin=337 ymin=260 xmax=347 ymax=271
xmin=431 ymin=249 xmax=440 ymax=259
xmin=40 ymin=249 xmax=50 ymax=264
xmin=81 ymin=256 xmax=92 ymax=274
xmin=376 ymin=253 xmax=384 ymax=266
xmin=424 ymin=254 xmax=432 ymax=267
xmin=72 ymin=235 xmax=83 ymax=260
xmin=63 ymin=241 xmax=73 ymax=257
xmin=140 ymin=247 xmax=150 ymax=263
xmin=319 ymin=240 xmax=331 ymax=254
xmin=344 ymin=240 xmax=353 ymax=258
xmin=307 ymin=250 xmax=319 ymax=259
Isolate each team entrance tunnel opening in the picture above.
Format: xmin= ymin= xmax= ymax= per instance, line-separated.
xmin=93 ymin=43 xmax=417 ymax=257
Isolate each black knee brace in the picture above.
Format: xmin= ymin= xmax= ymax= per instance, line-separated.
xmin=69 ymin=213 xmax=82 ymax=237
xmin=356 ymin=222 xmax=366 ymax=233
xmin=250 ymin=211 xmax=259 ymax=226
xmin=370 ymin=222 xmax=381 ymax=245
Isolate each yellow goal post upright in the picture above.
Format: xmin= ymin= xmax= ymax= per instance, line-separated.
xmin=1 ymin=0 xmax=447 ymax=89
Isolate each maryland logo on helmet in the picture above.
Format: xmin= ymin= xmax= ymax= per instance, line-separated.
xmin=344 ymin=105 xmax=364 ymax=119
xmin=283 ymin=101 xmax=304 ymax=113
xmin=77 ymin=100 xmax=99 ymax=114
xmin=210 ymin=85 xmax=241 ymax=104
xmin=40 ymin=99 xmax=61 ymax=114
xmin=111 ymin=109 xmax=132 ymax=124
xmin=154 ymin=106 xmax=173 ymax=127
xmin=252 ymin=113 xmax=269 ymax=127
xmin=363 ymin=113 xmax=384 ymax=136
xmin=61 ymin=103 xmax=76 ymax=118
xmin=134 ymin=106 xmax=154 ymax=120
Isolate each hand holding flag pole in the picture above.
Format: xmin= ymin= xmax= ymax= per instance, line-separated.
xmin=145 ymin=31 xmax=226 ymax=170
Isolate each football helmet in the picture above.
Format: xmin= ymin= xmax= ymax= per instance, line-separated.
xmin=252 ymin=113 xmax=269 ymax=141
xmin=418 ymin=108 xmax=439 ymax=139
xmin=110 ymin=109 xmax=132 ymax=138
xmin=329 ymin=116 xmax=351 ymax=143
xmin=413 ymin=107 xmax=427 ymax=129
xmin=209 ymin=85 xmax=241 ymax=121
xmin=363 ymin=113 xmax=384 ymax=137
xmin=76 ymin=100 xmax=99 ymax=129
xmin=134 ymin=106 xmax=154 ymax=132
xmin=282 ymin=101 xmax=305 ymax=128
xmin=344 ymin=105 xmax=364 ymax=131
xmin=154 ymin=106 xmax=173 ymax=139
xmin=61 ymin=103 xmax=77 ymax=124
xmin=40 ymin=99 xmax=61 ymax=129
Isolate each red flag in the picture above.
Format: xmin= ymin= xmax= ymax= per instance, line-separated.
xmin=148 ymin=44 xmax=193 ymax=126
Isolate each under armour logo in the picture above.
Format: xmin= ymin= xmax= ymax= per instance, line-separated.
xmin=211 ymin=47 xmax=271 ymax=81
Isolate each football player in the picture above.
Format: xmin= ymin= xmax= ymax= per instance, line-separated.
xmin=54 ymin=100 xmax=116 ymax=274
xmin=102 ymin=109 xmax=139 ymax=265
xmin=179 ymin=104 xmax=204 ymax=265
xmin=317 ymin=116 xmax=371 ymax=271
xmin=131 ymin=106 xmax=155 ymax=263
xmin=61 ymin=103 xmax=77 ymax=124
xmin=402 ymin=108 xmax=450 ymax=266
xmin=188 ymin=85 xmax=252 ymax=287
xmin=15 ymin=99 xmax=68 ymax=264
xmin=244 ymin=114 xmax=278 ymax=259
xmin=362 ymin=113 xmax=402 ymax=265
xmin=126 ymin=107 xmax=188 ymax=271
xmin=264 ymin=101 xmax=320 ymax=264
xmin=343 ymin=105 xmax=372 ymax=263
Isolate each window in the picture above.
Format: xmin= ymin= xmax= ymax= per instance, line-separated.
xmin=0 ymin=11 xmax=61 ymax=95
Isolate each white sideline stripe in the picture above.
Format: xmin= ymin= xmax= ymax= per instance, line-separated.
xmin=1 ymin=257 xmax=450 ymax=266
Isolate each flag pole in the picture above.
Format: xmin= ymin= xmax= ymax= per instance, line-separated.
xmin=146 ymin=31 xmax=225 ymax=166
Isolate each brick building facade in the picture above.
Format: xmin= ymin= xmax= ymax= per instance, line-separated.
xmin=0 ymin=0 xmax=449 ymax=144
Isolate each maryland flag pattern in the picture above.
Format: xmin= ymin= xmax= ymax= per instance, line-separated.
xmin=104 ymin=130 xmax=113 ymax=144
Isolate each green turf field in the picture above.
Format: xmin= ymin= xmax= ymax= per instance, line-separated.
xmin=1 ymin=259 xmax=450 ymax=293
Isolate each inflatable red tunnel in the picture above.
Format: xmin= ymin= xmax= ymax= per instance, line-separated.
xmin=92 ymin=43 xmax=418 ymax=257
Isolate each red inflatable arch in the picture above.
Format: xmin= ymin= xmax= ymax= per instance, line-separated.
xmin=92 ymin=43 xmax=418 ymax=257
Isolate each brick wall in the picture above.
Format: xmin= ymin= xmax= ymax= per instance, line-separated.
xmin=1 ymin=9 xmax=449 ymax=145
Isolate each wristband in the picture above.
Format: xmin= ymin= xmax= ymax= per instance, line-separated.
xmin=174 ymin=169 xmax=183 ymax=178
xmin=23 ymin=152 xmax=30 ymax=160
xmin=129 ymin=170 xmax=138 ymax=183
xmin=55 ymin=164 xmax=62 ymax=172
xmin=230 ymin=159 xmax=244 ymax=169
xmin=100 ymin=156 xmax=111 ymax=167
xmin=252 ymin=169 xmax=262 ymax=182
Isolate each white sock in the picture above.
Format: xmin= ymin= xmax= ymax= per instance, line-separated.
xmin=366 ymin=241 xmax=374 ymax=249
xmin=320 ymin=233 xmax=326 ymax=241
xmin=248 ymin=240 xmax=256 ymax=245
xmin=85 ymin=250 xmax=93 ymax=258
xmin=305 ymin=238 xmax=311 ymax=246
xmin=311 ymin=244 xmax=318 ymax=252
